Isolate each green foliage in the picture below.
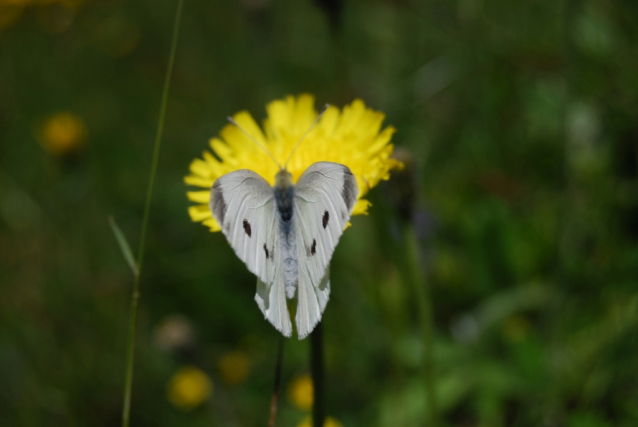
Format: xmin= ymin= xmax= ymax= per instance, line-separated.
xmin=1 ymin=0 xmax=637 ymax=426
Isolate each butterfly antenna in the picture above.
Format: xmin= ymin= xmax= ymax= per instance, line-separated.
xmin=283 ymin=103 xmax=330 ymax=169
xmin=227 ymin=116 xmax=282 ymax=169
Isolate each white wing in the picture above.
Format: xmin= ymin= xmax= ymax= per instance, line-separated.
xmin=293 ymin=162 xmax=359 ymax=338
xmin=210 ymin=170 xmax=292 ymax=337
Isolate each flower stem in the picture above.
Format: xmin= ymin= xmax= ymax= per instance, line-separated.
xmin=311 ymin=322 xmax=324 ymax=427
xmin=404 ymin=226 xmax=438 ymax=426
xmin=121 ymin=1 xmax=184 ymax=426
xmin=268 ymin=335 xmax=284 ymax=427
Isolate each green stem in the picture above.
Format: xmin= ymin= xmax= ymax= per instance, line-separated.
xmin=404 ymin=226 xmax=437 ymax=426
xmin=311 ymin=322 xmax=324 ymax=427
xmin=268 ymin=335 xmax=284 ymax=427
xmin=121 ymin=1 xmax=184 ymax=426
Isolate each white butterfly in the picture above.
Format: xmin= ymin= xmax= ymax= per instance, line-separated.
xmin=210 ymin=160 xmax=358 ymax=339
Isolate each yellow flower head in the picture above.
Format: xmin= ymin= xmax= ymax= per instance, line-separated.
xmin=296 ymin=416 xmax=344 ymax=427
xmin=288 ymin=374 xmax=314 ymax=411
xmin=217 ymin=350 xmax=251 ymax=386
xmin=37 ymin=111 xmax=87 ymax=156
xmin=185 ymin=94 xmax=402 ymax=232
xmin=166 ymin=366 xmax=213 ymax=411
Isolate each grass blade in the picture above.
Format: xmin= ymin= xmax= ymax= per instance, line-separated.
xmin=121 ymin=0 xmax=184 ymax=426
xmin=109 ymin=216 xmax=139 ymax=277
xmin=404 ymin=225 xmax=438 ymax=426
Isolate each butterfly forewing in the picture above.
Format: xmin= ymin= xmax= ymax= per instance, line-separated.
xmin=293 ymin=162 xmax=359 ymax=338
xmin=210 ymin=170 xmax=293 ymax=336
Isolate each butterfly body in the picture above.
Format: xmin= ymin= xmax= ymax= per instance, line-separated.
xmin=210 ymin=162 xmax=358 ymax=339
xmin=273 ymin=170 xmax=298 ymax=299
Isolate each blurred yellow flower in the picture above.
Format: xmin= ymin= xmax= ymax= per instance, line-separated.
xmin=288 ymin=374 xmax=313 ymax=411
xmin=166 ymin=366 xmax=212 ymax=411
xmin=4 ymin=0 xmax=85 ymax=7
xmin=37 ymin=111 xmax=87 ymax=156
xmin=0 ymin=4 xmax=24 ymax=29
xmin=296 ymin=416 xmax=344 ymax=427
xmin=2 ymin=0 xmax=32 ymax=5
xmin=0 ymin=0 xmax=84 ymax=31
xmin=184 ymin=94 xmax=402 ymax=232
xmin=217 ymin=350 xmax=251 ymax=386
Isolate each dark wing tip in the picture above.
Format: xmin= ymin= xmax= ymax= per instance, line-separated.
xmin=210 ymin=180 xmax=227 ymax=225
xmin=341 ymin=167 xmax=358 ymax=213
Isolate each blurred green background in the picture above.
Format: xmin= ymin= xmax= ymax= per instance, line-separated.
xmin=1 ymin=0 xmax=637 ymax=426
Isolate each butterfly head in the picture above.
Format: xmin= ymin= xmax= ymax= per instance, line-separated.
xmin=275 ymin=168 xmax=294 ymax=189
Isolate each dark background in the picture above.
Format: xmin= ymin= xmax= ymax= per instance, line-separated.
xmin=1 ymin=0 xmax=637 ymax=426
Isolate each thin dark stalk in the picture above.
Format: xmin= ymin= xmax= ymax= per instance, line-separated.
xmin=311 ymin=322 xmax=324 ymax=427
xmin=268 ymin=335 xmax=285 ymax=427
xmin=121 ymin=1 xmax=184 ymax=426
xmin=404 ymin=226 xmax=437 ymax=426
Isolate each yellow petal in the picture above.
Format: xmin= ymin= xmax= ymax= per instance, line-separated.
xmin=188 ymin=204 xmax=212 ymax=222
xmin=352 ymin=199 xmax=371 ymax=215
xmin=203 ymin=217 xmax=221 ymax=232
xmin=184 ymin=175 xmax=214 ymax=187
xmin=209 ymin=137 xmax=235 ymax=165
xmin=187 ymin=190 xmax=211 ymax=203
xmin=189 ymin=158 xmax=212 ymax=178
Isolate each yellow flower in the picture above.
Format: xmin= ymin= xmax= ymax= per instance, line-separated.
xmin=1 ymin=0 xmax=85 ymax=30
xmin=296 ymin=416 xmax=344 ymax=427
xmin=0 ymin=4 xmax=24 ymax=29
xmin=166 ymin=366 xmax=212 ymax=411
xmin=288 ymin=374 xmax=314 ymax=411
xmin=37 ymin=111 xmax=87 ymax=156
xmin=217 ymin=350 xmax=251 ymax=386
xmin=184 ymin=94 xmax=402 ymax=232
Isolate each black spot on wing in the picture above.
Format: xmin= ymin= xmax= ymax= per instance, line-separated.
xmin=243 ymin=219 xmax=251 ymax=237
xmin=263 ymin=243 xmax=269 ymax=259
xmin=211 ymin=180 xmax=226 ymax=224
xmin=306 ymin=239 xmax=317 ymax=257
xmin=322 ymin=211 xmax=329 ymax=229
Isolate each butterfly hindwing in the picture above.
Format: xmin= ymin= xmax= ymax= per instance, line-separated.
xmin=255 ymin=273 xmax=292 ymax=337
xmin=210 ymin=170 xmax=292 ymax=337
xmin=293 ymin=162 xmax=359 ymax=338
